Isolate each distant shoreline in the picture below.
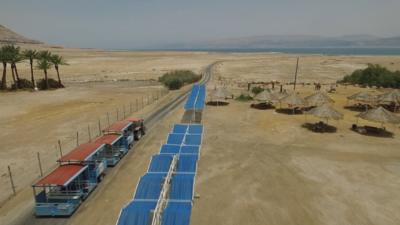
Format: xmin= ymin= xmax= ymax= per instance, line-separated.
xmin=117 ymin=47 xmax=400 ymax=56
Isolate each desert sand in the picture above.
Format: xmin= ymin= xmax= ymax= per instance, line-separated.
xmin=1 ymin=46 xmax=400 ymax=225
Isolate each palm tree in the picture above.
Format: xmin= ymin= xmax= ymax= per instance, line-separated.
xmin=22 ymin=49 xmax=38 ymax=89
xmin=37 ymin=58 xmax=52 ymax=90
xmin=50 ymin=54 xmax=68 ymax=87
xmin=9 ymin=47 xmax=23 ymax=89
xmin=0 ymin=46 xmax=10 ymax=90
xmin=37 ymin=50 xmax=52 ymax=89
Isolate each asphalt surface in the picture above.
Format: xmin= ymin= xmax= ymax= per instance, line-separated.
xmin=10 ymin=61 xmax=217 ymax=225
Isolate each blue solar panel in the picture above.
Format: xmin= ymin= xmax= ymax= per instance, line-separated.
xmin=160 ymin=144 xmax=180 ymax=154
xmin=170 ymin=174 xmax=195 ymax=201
xmin=117 ymin=201 xmax=157 ymax=225
xmin=177 ymin=155 xmax=198 ymax=173
xmin=184 ymin=85 xmax=200 ymax=110
xmin=172 ymin=124 xmax=188 ymax=134
xmin=167 ymin=134 xmax=185 ymax=145
xmin=184 ymin=134 xmax=202 ymax=146
xmin=188 ymin=125 xmax=203 ymax=134
xmin=161 ymin=202 xmax=192 ymax=225
xmin=134 ymin=173 xmax=165 ymax=200
xmin=148 ymin=155 xmax=173 ymax=173
xmin=180 ymin=145 xmax=200 ymax=155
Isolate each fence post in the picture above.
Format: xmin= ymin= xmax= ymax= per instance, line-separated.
xmin=37 ymin=152 xmax=43 ymax=177
xmin=8 ymin=166 xmax=16 ymax=195
xmin=116 ymin=108 xmax=119 ymax=121
xmin=123 ymin=105 xmax=126 ymax=118
xmin=88 ymin=125 xmax=92 ymax=142
xmin=58 ymin=140 xmax=63 ymax=157
xmin=107 ymin=112 xmax=110 ymax=126
xmin=98 ymin=119 xmax=102 ymax=136
xmin=76 ymin=131 xmax=79 ymax=147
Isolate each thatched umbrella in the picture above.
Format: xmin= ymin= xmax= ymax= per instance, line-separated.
xmin=378 ymin=90 xmax=400 ymax=112
xmin=305 ymin=92 xmax=334 ymax=107
xmin=280 ymin=93 xmax=306 ymax=107
xmin=357 ymin=106 xmax=400 ymax=125
xmin=280 ymin=92 xmax=306 ymax=114
xmin=254 ymin=90 xmax=277 ymax=103
xmin=347 ymin=91 xmax=377 ymax=104
xmin=209 ymin=87 xmax=230 ymax=106
xmin=306 ymin=104 xmax=343 ymax=122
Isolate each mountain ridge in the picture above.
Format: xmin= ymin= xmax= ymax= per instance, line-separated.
xmin=0 ymin=24 xmax=42 ymax=44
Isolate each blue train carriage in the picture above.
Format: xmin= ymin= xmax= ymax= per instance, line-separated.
xmin=58 ymin=142 xmax=108 ymax=184
xmin=94 ymin=134 xmax=125 ymax=166
xmin=32 ymin=164 xmax=94 ymax=217
xmin=104 ymin=120 xmax=134 ymax=153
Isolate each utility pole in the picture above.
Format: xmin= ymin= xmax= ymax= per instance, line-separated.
xmin=294 ymin=57 xmax=299 ymax=91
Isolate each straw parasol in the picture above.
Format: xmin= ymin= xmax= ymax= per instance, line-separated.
xmin=305 ymin=92 xmax=334 ymax=107
xmin=378 ymin=90 xmax=400 ymax=105
xmin=210 ymin=88 xmax=228 ymax=100
xmin=306 ymin=104 xmax=343 ymax=121
xmin=254 ymin=90 xmax=277 ymax=103
xmin=357 ymin=106 xmax=400 ymax=125
xmin=347 ymin=91 xmax=377 ymax=104
xmin=280 ymin=92 xmax=306 ymax=107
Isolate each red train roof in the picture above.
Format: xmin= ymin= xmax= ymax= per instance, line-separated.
xmin=59 ymin=142 xmax=104 ymax=162
xmin=125 ymin=117 xmax=143 ymax=123
xmin=95 ymin=134 xmax=122 ymax=145
xmin=34 ymin=164 xmax=87 ymax=186
xmin=104 ymin=120 xmax=132 ymax=132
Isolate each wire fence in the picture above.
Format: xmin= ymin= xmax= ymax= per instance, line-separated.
xmin=0 ymin=88 xmax=169 ymax=205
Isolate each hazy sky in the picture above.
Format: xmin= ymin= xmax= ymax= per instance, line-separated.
xmin=1 ymin=0 xmax=399 ymax=49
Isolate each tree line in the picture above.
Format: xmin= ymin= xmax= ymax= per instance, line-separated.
xmin=0 ymin=44 xmax=68 ymax=91
xmin=340 ymin=64 xmax=400 ymax=88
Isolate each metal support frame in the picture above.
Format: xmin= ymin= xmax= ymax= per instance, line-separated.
xmin=151 ymin=155 xmax=178 ymax=225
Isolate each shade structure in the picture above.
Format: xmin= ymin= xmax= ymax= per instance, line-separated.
xmin=177 ymin=155 xmax=198 ymax=173
xmin=273 ymin=91 xmax=288 ymax=100
xmin=254 ymin=90 xmax=277 ymax=103
xmin=34 ymin=165 xmax=87 ymax=187
xmin=134 ymin=173 xmax=166 ymax=200
xmin=170 ymin=174 xmax=195 ymax=201
xmin=167 ymin=134 xmax=185 ymax=145
xmin=184 ymin=134 xmax=202 ymax=146
xmin=280 ymin=92 xmax=306 ymax=107
xmin=306 ymin=104 xmax=343 ymax=120
xmin=161 ymin=202 xmax=192 ymax=225
xmin=148 ymin=155 xmax=173 ymax=173
xmin=117 ymin=201 xmax=157 ymax=225
xmin=180 ymin=145 xmax=200 ymax=155
xmin=347 ymin=91 xmax=377 ymax=104
xmin=378 ymin=90 xmax=400 ymax=105
xmin=305 ymin=92 xmax=334 ymax=107
xmin=210 ymin=87 xmax=230 ymax=101
xmin=357 ymin=106 xmax=400 ymax=124
xmin=160 ymin=144 xmax=180 ymax=154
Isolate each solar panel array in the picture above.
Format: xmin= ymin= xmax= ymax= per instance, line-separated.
xmin=184 ymin=84 xmax=206 ymax=110
xmin=117 ymin=84 xmax=206 ymax=225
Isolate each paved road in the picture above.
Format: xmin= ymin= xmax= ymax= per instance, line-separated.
xmin=9 ymin=61 xmax=217 ymax=225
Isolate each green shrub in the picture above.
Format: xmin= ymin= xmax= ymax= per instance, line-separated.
xmin=340 ymin=64 xmax=400 ymax=88
xmin=37 ymin=78 xmax=64 ymax=90
xmin=251 ymin=86 xmax=264 ymax=95
xmin=159 ymin=70 xmax=201 ymax=90
xmin=235 ymin=94 xmax=253 ymax=102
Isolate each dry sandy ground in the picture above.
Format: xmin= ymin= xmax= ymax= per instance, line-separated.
xmin=190 ymin=68 xmax=400 ymax=225
xmin=1 ymin=47 xmax=400 ymax=225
